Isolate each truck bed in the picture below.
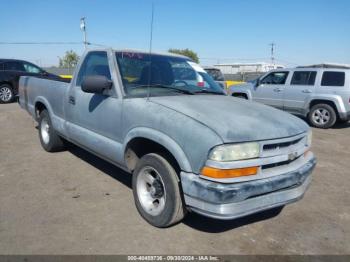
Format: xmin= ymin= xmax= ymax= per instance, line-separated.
xmin=18 ymin=76 xmax=70 ymax=125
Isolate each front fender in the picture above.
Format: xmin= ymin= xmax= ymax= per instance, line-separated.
xmin=123 ymin=127 xmax=192 ymax=172
xmin=229 ymin=87 xmax=253 ymax=100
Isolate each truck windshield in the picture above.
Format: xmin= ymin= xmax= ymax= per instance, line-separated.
xmin=115 ymin=52 xmax=224 ymax=96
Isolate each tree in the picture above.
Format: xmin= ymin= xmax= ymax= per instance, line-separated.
xmin=168 ymin=48 xmax=199 ymax=63
xmin=59 ymin=50 xmax=80 ymax=69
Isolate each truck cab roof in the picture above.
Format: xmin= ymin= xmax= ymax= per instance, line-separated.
xmin=84 ymin=48 xmax=192 ymax=60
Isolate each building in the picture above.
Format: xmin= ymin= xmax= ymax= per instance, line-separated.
xmin=213 ymin=62 xmax=284 ymax=82
xmin=214 ymin=62 xmax=284 ymax=75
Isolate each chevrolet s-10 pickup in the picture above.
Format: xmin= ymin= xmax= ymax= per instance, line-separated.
xmin=19 ymin=48 xmax=316 ymax=227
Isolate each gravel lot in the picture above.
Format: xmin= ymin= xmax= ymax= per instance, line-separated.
xmin=0 ymin=103 xmax=349 ymax=255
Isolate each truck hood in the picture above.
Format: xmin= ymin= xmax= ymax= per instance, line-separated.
xmin=150 ymin=95 xmax=309 ymax=143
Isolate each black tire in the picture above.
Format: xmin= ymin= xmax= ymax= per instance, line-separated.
xmin=308 ymin=103 xmax=337 ymax=129
xmin=38 ymin=110 xmax=65 ymax=152
xmin=132 ymin=153 xmax=186 ymax=227
xmin=0 ymin=83 xmax=15 ymax=103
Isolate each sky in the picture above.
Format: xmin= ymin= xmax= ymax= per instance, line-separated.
xmin=1 ymin=0 xmax=350 ymax=67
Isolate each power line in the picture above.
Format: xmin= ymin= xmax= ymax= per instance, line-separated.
xmin=0 ymin=41 xmax=108 ymax=47
xmin=0 ymin=42 xmax=82 ymax=45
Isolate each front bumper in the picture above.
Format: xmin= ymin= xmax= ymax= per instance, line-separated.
xmin=181 ymin=157 xmax=316 ymax=220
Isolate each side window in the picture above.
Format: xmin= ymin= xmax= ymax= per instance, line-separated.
xmin=4 ymin=62 xmax=25 ymax=71
xmin=23 ymin=63 xmax=42 ymax=74
xmin=76 ymin=51 xmax=111 ymax=86
xmin=261 ymin=72 xmax=289 ymax=85
xmin=291 ymin=71 xmax=316 ymax=85
xmin=321 ymin=71 xmax=345 ymax=87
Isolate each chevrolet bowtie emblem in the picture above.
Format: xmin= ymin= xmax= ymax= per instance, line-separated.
xmin=288 ymin=152 xmax=298 ymax=161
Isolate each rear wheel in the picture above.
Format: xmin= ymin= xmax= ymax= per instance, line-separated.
xmin=308 ymin=103 xmax=337 ymax=129
xmin=132 ymin=153 xmax=186 ymax=227
xmin=38 ymin=110 xmax=65 ymax=152
xmin=0 ymin=84 xmax=14 ymax=103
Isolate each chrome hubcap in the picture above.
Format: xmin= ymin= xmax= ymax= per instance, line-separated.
xmin=0 ymin=87 xmax=12 ymax=102
xmin=136 ymin=166 xmax=166 ymax=216
xmin=312 ymin=108 xmax=330 ymax=125
xmin=40 ymin=118 xmax=50 ymax=144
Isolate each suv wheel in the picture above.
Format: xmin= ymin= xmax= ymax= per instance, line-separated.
xmin=38 ymin=110 xmax=65 ymax=152
xmin=132 ymin=153 xmax=186 ymax=227
xmin=0 ymin=84 xmax=14 ymax=103
xmin=308 ymin=104 xmax=337 ymax=129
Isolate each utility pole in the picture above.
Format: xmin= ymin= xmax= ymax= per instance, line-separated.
xmin=80 ymin=17 xmax=87 ymax=49
xmin=270 ymin=42 xmax=275 ymax=65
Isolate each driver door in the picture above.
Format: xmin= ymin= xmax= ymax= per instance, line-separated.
xmin=252 ymin=71 xmax=289 ymax=109
xmin=65 ymin=51 xmax=124 ymax=164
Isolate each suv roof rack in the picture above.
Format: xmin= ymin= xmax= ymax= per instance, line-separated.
xmin=297 ymin=63 xmax=350 ymax=69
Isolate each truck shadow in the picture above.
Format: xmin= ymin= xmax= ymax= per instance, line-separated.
xmin=183 ymin=207 xmax=283 ymax=233
xmin=66 ymin=144 xmax=283 ymax=233
xmin=67 ymin=144 xmax=132 ymax=189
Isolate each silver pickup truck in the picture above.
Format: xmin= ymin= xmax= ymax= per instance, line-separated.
xmin=19 ymin=48 xmax=316 ymax=227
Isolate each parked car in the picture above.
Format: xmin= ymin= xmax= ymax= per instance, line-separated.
xmin=19 ymin=49 xmax=316 ymax=227
xmin=204 ymin=67 xmax=226 ymax=89
xmin=0 ymin=59 xmax=66 ymax=103
xmin=229 ymin=64 xmax=350 ymax=128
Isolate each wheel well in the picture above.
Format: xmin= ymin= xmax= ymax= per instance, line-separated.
xmin=232 ymin=93 xmax=248 ymax=99
xmin=0 ymin=81 xmax=13 ymax=87
xmin=125 ymin=137 xmax=181 ymax=174
xmin=309 ymin=100 xmax=338 ymax=115
xmin=35 ymin=102 xmax=47 ymax=119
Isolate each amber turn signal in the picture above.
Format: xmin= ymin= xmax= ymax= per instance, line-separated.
xmin=201 ymin=166 xmax=259 ymax=179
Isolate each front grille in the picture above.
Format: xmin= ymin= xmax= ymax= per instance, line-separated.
xmin=263 ymin=138 xmax=303 ymax=151
xmin=258 ymin=134 xmax=307 ymax=173
xmin=262 ymin=156 xmax=302 ymax=170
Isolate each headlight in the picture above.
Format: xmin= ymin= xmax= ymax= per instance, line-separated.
xmin=307 ymin=130 xmax=312 ymax=147
xmin=209 ymin=142 xmax=260 ymax=162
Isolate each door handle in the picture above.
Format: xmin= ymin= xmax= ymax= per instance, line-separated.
xmin=68 ymin=96 xmax=75 ymax=105
xmin=302 ymin=89 xmax=312 ymax=93
xmin=273 ymin=88 xmax=282 ymax=92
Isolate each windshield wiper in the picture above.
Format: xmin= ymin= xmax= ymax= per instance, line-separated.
xmin=193 ymin=89 xmax=225 ymax=95
xmin=132 ymin=84 xmax=194 ymax=95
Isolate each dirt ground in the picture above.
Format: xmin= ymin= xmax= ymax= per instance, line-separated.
xmin=0 ymin=103 xmax=349 ymax=255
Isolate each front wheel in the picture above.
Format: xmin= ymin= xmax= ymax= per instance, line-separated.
xmin=0 ymin=84 xmax=14 ymax=103
xmin=308 ymin=104 xmax=337 ymax=129
xmin=38 ymin=110 xmax=65 ymax=152
xmin=132 ymin=153 xmax=186 ymax=227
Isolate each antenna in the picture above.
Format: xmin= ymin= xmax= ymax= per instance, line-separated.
xmin=269 ymin=42 xmax=275 ymax=65
xmin=147 ymin=2 xmax=155 ymax=101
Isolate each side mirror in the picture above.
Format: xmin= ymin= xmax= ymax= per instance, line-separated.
xmin=81 ymin=75 xmax=112 ymax=94
xmin=41 ymin=71 xmax=49 ymax=76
